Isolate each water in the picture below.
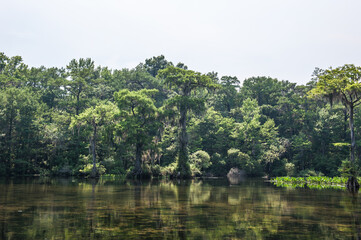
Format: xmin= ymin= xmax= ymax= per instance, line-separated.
xmin=0 ymin=178 xmax=360 ymax=239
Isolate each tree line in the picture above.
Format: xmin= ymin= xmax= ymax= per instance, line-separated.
xmin=1 ymin=52 xmax=360 ymax=179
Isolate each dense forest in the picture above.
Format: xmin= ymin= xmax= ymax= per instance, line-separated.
xmin=1 ymin=52 xmax=360 ymax=179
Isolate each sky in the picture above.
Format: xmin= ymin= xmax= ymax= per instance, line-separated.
xmin=1 ymin=0 xmax=361 ymax=85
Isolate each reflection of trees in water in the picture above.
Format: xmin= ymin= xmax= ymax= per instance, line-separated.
xmin=0 ymin=182 xmax=9 ymax=240
xmin=86 ymin=178 xmax=98 ymax=238
xmin=340 ymin=194 xmax=361 ymax=240
xmin=1 ymin=179 xmax=361 ymax=239
xmin=176 ymin=180 xmax=190 ymax=240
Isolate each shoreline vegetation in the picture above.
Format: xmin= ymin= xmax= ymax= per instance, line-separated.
xmin=270 ymin=176 xmax=360 ymax=190
xmin=1 ymin=52 xmax=361 ymax=187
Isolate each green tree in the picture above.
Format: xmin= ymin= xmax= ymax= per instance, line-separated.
xmin=157 ymin=66 xmax=215 ymax=178
xmin=0 ymin=53 xmax=28 ymax=89
xmin=231 ymin=98 xmax=283 ymax=176
xmin=37 ymin=67 xmax=66 ymax=111
xmin=144 ymin=55 xmax=173 ymax=77
xmin=0 ymin=87 xmax=44 ymax=175
xmin=65 ymin=58 xmax=99 ymax=115
xmin=241 ymin=77 xmax=280 ymax=106
xmin=214 ymin=76 xmax=240 ymax=114
xmin=309 ymin=64 xmax=361 ymax=191
xmin=70 ymin=102 xmax=118 ymax=177
xmin=110 ymin=66 xmax=168 ymax=107
xmin=114 ymin=89 xmax=161 ymax=178
xmin=189 ymin=107 xmax=235 ymax=157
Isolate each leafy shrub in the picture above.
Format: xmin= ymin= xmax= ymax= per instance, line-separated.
xmin=285 ymin=162 xmax=295 ymax=176
xmin=190 ymin=163 xmax=202 ymax=177
xmin=151 ymin=164 xmax=162 ymax=177
xmin=338 ymin=160 xmax=360 ymax=178
xmin=79 ymin=163 xmax=106 ymax=176
xmin=102 ymin=156 xmax=125 ymax=175
xmin=227 ymin=148 xmax=245 ymax=168
xmin=190 ymin=150 xmax=211 ymax=171
xmin=227 ymin=148 xmax=261 ymax=176
xmin=161 ymin=162 xmax=177 ymax=178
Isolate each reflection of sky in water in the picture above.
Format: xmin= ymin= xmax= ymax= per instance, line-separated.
xmin=0 ymin=178 xmax=359 ymax=239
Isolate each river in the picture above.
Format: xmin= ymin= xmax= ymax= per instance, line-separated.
xmin=0 ymin=177 xmax=360 ymax=239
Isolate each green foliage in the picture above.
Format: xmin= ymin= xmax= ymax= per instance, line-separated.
xmin=212 ymin=75 xmax=240 ymax=115
xmin=158 ymin=125 xmax=178 ymax=166
xmin=114 ymin=88 xmax=161 ymax=177
xmin=226 ymin=148 xmax=261 ymax=176
xmin=1 ymin=51 xmax=360 ymax=180
xmin=338 ymin=160 xmax=360 ymax=178
xmin=65 ymin=58 xmax=99 ymax=115
xmin=102 ymin=156 xmax=125 ymax=175
xmin=157 ymin=66 xmax=216 ymax=178
xmin=308 ymin=64 xmax=361 ymax=105
xmin=161 ymin=162 xmax=178 ymax=178
xmin=189 ymin=108 xmax=235 ymax=156
xmin=241 ymin=77 xmax=296 ymax=107
xmin=272 ymin=176 xmax=352 ymax=190
xmin=144 ymin=55 xmax=173 ymax=77
xmin=285 ymin=163 xmax=295 ymax=176
xmin=309 ymin=64 xmax=361 ymax=165
xmin=79 ymin=163 xmax=106 ymax=176
xmin=209 ymin=153 xmax=227 ymax=176
xmin=189 ymin=150 xmax=211 ymax=175
xmin=70 ymin=102 xmax=118 ymax=130
xmin=298 ymin=169 xmax=324 ymax=177
xmin=333 ymin=142 xmax=350 ymax=147
xmin=70 ymin=102 xmax=118 ymax=177
xmin=157 ymin=66 xmax=217 ymax=93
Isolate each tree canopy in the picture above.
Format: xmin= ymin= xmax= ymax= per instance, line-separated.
xmin=1 ymin=51 xmax=360 ymax=181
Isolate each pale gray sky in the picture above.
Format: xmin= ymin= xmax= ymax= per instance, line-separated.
xmin=1 ymin=0 xmax=361 ymax=85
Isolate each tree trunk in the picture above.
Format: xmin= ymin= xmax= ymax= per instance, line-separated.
xmin=134 ymin=142 xmax=143 ymax=178
xmin=177 ymin=103 xmax=191 ymax=178
xmin=347 ymin=104 xmax=359 ymax=192
xmin=76 ymin=85 xmax=82 ymax=116
xmin=226 ymin=102 xmax=231 ymax=113
xmin=347 ymin=176 xmax=360 ymax=193
xmin=350 ymin=105 xmax=356 ymax=164
xmin=90 ymin=124 xmax=97 ymax=178
xmin=7 ymin=110 xmax=14 ymax=173
xmin=344 ymin=109 xmax=348 ymax=140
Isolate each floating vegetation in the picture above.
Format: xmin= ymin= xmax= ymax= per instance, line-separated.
xmin=270 ymin=176 xmax=361 ymax=190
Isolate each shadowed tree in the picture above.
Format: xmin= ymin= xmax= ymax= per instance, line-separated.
xmin=216 ymin=76 xmax=240 ymax=114
xmin=114 ymin=89 xmax=161 ymax=178
xmin=157 ymin=66 xmax=216 ymax=178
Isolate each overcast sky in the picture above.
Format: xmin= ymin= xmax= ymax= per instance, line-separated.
xmin=1 ymin=0 xmax=361 ymax=85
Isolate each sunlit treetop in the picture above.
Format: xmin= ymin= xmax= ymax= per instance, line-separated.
xmin=308 ymin=64 xmax=361 ymax=107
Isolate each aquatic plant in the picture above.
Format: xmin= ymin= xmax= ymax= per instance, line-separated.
xmin=270 ymin=176 xmax=359 ymax=190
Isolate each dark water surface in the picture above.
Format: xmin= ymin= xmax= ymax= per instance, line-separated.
xmin=0 ymin=178 xmax=360 ymax=239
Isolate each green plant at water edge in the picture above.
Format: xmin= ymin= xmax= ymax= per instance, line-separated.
xmin=271 ymin=176 xmax=352 ymax=190
xmin=338 ymin=160 xmax=360 ymax=179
